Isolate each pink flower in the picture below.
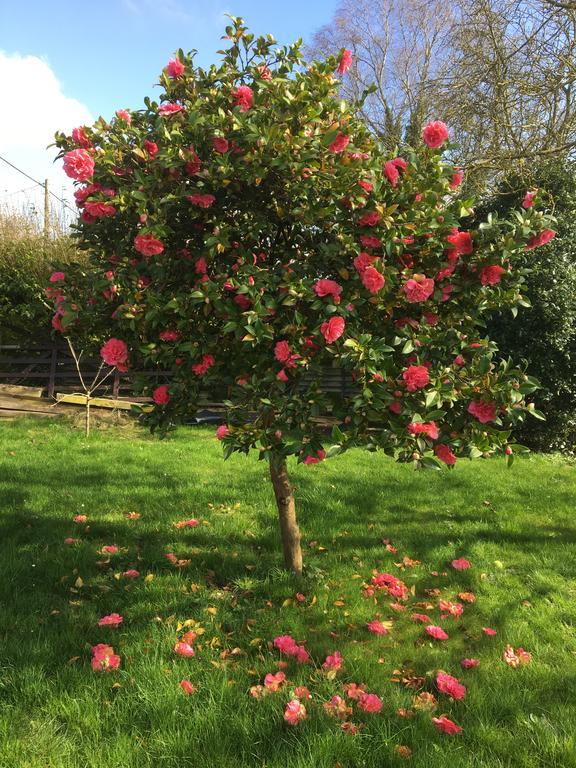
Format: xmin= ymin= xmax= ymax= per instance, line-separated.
xmin=367 ymin=619 xmax=388 ymax=636
xmin=72 ymin=126 xmax=90 ymax=148
xmin=74 ymin=514 xmax=88 ymax=523
xmin=134 ymin=233 xmax=164 ymax=257
xmin=187 ymin=193 xmax=215 ymax=208
xmin=384 ymin=161 xmax=400 ymax=187
xmin=426 ymin=625 xmax=449 ymax=640
xmin=358 ymin=179 xmax=372 ymax=194
xmin=480 ymin=265 xmax=506 ymax=285
xmin=337 ymin=49 xmax=353 ymax=75
xmin=402 ymin=365 xmax=430 ymax=392
xmin=63 ymin=149 xmax=94 ymax=181
xmin=360 ymin=235 xmax=381 ymax=249
xmin=212 ymin=137 xmax=229 ymax=153
xmin=284 ymin=699 xmax=307 ymax=725
xmin=436 ymin=672 xmax=466 ymax=700
xmin=303 ymin=449 xmax=326 ymax=465
xmin=115 ymin=109 xmax=131 ymax=123
xmin=408 ymin=421 xmax=439 ymax=440
xmin=216 ymin=425 xmax=229 ymax=440
xmin=411 ymin=613 xmax=432 ymax=623
xmin=232 ymin=85 xmax=254 ymax=112
xmin=91 ymin=644 xmax=120 ymax=672
xmin=322 ymin=651 xmax=344 ymax=672
xmin=435 ymin=444 xmax=457 ymax=465
xmin=257 ymin=64 xmax=272 ymax=80
xmin=273 ymin=635 xmax=309 ymax=662
xmin=320 ymin=316 xmax=345 ymax=343
xmin=361 ymin=266 xmax=385 ymax=294
xmin=314 ymin=279 xmax=342 ymax=301
xmin=64 ymin=537 xmax=77 ymax=545
xmin=403 ymin=275 xmax=435 ymax=303
xmin=446 ymin=230 xmax=473 ymax=256
xmin=84 ymin=201 xmax=116 ymax=218
xmin=152 ymin=385 xmax=170 ymax=405
xmin=525 ymin=228 xmax=556 ymax=250
xmin=275 ymin=340 xmax=292 ymax=363
xmin=166 ymin=58 xmax=185 ymax=78
xmin=159 ymin=330 xmax=181 ymax=341
xmin=192 ymin=354 xmax=215 ymax=376
xmin=263 ymin=671 xmax=286 ymax=691
xmin=98 ymin=613 xmax=123 ymax=627
xmin=277 ymin=369 xmax=289 ymax=382
xmin=358 ymin=210 xmax=380 ymax=227
xmin=101 ymin=545 xmax=119 ymax=554
xmin=432 ymin=715 xmax=462 ymax=735
xmin=482 ymin=627 xmax=497 ymax=636
xmin=144 ymin=139 xmax=158 ymax=158
xmin=467 ymin=400 xmax=497 ymax=423
xmin=324 ymin=695 xmax=352 ymax=719
xmin=522 ymin=190 xmax=537 ymax=209
xmin=180 ymin=679 xmax=196 ymax=694
xmin=451 ymin=557 xmax=471 ymax=570
xmin=422 ymin=121 xmax=449 ymax=149
xmin=358 ymin=693 xmax=383 ymax=713
xmin=174 ymin=641 xmax=195 ymax=657
xmin=354 ymin=252 xmax=377 ymax=273
xmin=329 ymin=133 xmax=350 ymax=154
xmin=450 ymin=169 xmax=464 ymax=189
xmin=122 ymin=569 xmax=140 ymax=579
xmin=503 ymin=645 xmax=532 ymax=667
xmin=461 ymin=658 xmax=480 ymax=669
xmin=49 ymin=271 xmax=66 ymax=283
xmin=158 ymin=103 xmax=183 ymax=116
xmin=100 ymin=339 xmax=129 ymax=372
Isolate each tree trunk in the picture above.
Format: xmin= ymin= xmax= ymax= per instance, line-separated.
xmin=269 ymin=455 xmax=303 ymax=576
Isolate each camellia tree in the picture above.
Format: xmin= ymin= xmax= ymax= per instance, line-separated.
xmin=50 ymin=18 xmax=555 ymax=575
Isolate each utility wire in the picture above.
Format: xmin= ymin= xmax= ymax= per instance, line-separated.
xmin=0 ymin=154 xmax=77 ymax=214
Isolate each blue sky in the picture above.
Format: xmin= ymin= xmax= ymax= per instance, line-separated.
xmin=1 ymin=0 xmax=338 ymax=119
xmin=0 ymin=0 xmax=339 ymax=218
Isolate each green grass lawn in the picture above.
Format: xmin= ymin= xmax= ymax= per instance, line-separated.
xmin=1 ymin=418 xmax=576 ymax=768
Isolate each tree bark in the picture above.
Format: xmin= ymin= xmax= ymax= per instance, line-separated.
xmin=269 ymin=455 xmax=303 ymax=576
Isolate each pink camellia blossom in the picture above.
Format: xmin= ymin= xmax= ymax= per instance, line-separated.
xmin=174 ymin=518 xmax=199 ymax=529
xmin=122 ymin=569 xmax=140 ymax=579
xmin=284 ymin=699 xmax=307 ymax=725
xmin=232 ymin=85 xmax=254 ymax=112
xmin=264 ymin=671 xmax=286 ymax=691
xmin=384 ymin=160 xmax=400 ymax=187
xmin=436 ymin=672 xmax=466 ymax=700
xmin=422 ymin=121 xmax=449 ymax=149
xmin=461 ymin=658 xmax=480 ymax=669
xmin=323 ymin=651 xmax=344 ymax=672
xmin=159 ymin=103 xmax=183 ymax=116
xmin=408 ymin=421 xmax=439 ymax=440
xmin=152 ymin=385 xmax=170 ymax=405
xmin=212 ymin=137 xmax=229 ymax=153
xmin=277 ymin=369 xmax=289 ymax=382
xmin=426 ymin=625 xmax=449 ymax=641
xmin=64 ymin=537 xmax=78 ymax=545
xmin=450 ymin=169 xmax=464 ymax=189
xmin=403 ymin=275 xmax=435 ymax=303
xmin=180 ymin=679 xmax=196 ymax=694
xmin=467 ymin=400 xmax=497 ymax=423
xmin=324 ymin=695 xmax=352 ymax=720
xmin=100 ymin=339 xmax=129 ymax=372
xmin=187 ymin=193 xmax=216 ymax=208
xmin=174 ymin=641 xmax=195 ymax=658
xmin=191 ymin=354 xmax=215 ymax=376
xmin=115 ymin=109 xmax=131 ymax=123
xmin=134 ymin=233 xmax=164 ymax=257
xmin=358 ymin=693 xmax=383 ymax=713
xmin=72 ymin=126 xmax=90 ymax=148
xmin=354 ymin=252 xmax=377 ymax=273
xmin=337 ymin=48 xmax=353 ymax=75
xmin=360 ymin=235 xmax=381 ymax=249
xmin=358 ymin=210 xmax=380 ymax=227
xmin=49 ymin=271 xmax=66 ymax=282
xmin=525 ymin=228 xmax=556 ymax=250
xmin=361 ymin=266 xmax=385 ymax=294
xmin=503 ymin=645 xmax=532 ymax=667
xmin=451 ymin=557 xmax=471 ymax=571
xmin=166 ymin=58 xmax=185 ymax=78
xmin=482 ymin=627 xmax=497 ymax=636
xmin=303 ymin=449 xmax=326 ymax=465
xmin=91 ymin=644 xmax=120 ymax=672
xmin=358 ymin=179 xmax=373 ymax=194
xmin=273 ymin=635 xmax=309 ymax=662
xmin=159 ymin=330 xmax=181 ymax=342
xmin=63 ymin=149 xmax=95 ymax=181
xmin=435 ymin=444 xmax=457 ymax=465
xmin=84 ymin=201 xmax=116 ymax=218
xmin=101 ymin=545 xmax=119 ymax=554
xmin=522 ymin=190 xmax=537 ymax=209
xmin=144 ymin=139 xmax=158 ymax=158
xmin=329 ymin=132 xmax=350 ymax=154
xmin=216 ymin=425 xmax=229 ymax=440
xmin=320 ymin=316 xmax=345 ymax=343
xmin=314 ymin=279 xmax=342 ymax=301
xmin=411 ymin=613 xmax=432 ymax=623
xmin=74 ymin=514 xmax=88 ymax=523
xmin=98 ymin=613 xmax=123 ymax=627
xmin=367 ymin=619 xmax=388 ymax=636
xmin=446 ymin=230 xmax=473 ymax=256
xmin=480 ymin=265 xmax=506 ymax=285
xmin=402 ymin=365 xmax=430 ymax=392
xmin=432 ymin=715 xmax=462 ymax=735
xmin=256 ymin=64 xmax=272 ymax=80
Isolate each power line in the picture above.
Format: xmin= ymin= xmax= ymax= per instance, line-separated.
xmin=0 ymin=153 xmax=77 ymax=214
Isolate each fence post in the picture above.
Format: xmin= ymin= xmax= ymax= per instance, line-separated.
xmin=47 ymin=342 xmax=58 ymax=399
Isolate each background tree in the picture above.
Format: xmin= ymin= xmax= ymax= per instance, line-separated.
xmin=51 ymin=18 xmax=554 ymax=574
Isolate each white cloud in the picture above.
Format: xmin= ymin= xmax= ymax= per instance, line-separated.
xmin=0 ymin=51 xmax=92 ymax=227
